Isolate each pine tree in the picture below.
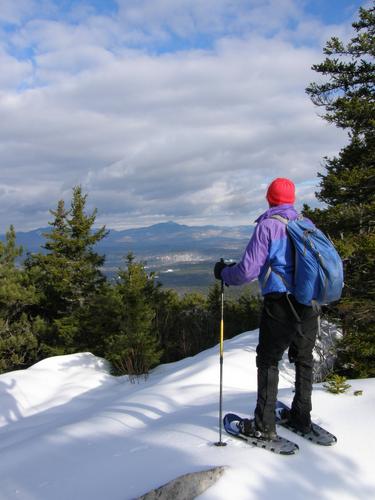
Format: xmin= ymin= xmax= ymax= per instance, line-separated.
xmin=0 ymin=226 xmax=39 ymax=372
xmin=105 ymin=254 xmax=162 ymax=378
xmin=26 ymin=186 xmax=108 ymax=355
xmin=305 ymin=4 xmax=375 ymax=377
xmin=150 ymin=287 xmax=179 ymax=362
xmin=176 ymin=292 xmax=209 ymax=357
xmin=207 ymin=283 xmax=222 ymax=348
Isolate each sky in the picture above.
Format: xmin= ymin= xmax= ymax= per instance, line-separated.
xmin=0 ymin=330 xmax=374 ymax=499
xmin=0 ymin=0 xmax=370 ymax=231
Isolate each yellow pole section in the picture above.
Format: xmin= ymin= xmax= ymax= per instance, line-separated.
xmin=220 ymin=318 xmax=224 ymax=357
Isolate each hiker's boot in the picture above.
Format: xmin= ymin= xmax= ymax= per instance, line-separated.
xmin=239 ymin=418 xmax=277 ymax=441
xmin=278 ymin=407 xmax=312 ymax=434
xmin=290 ymin=362 xmax=314 ymax=433
xmin=254 ymin=365 xmax=279 ymax=437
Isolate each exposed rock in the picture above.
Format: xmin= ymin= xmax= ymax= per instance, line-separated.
xmin=136 ymin=466 xmax=227 ymax=500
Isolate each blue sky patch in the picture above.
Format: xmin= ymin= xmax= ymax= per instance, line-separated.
xmin=304 ymin=0 xmax=366 ymax=25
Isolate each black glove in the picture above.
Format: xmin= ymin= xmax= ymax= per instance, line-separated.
xmin=214 ymin=260 xmax=235 ymax=280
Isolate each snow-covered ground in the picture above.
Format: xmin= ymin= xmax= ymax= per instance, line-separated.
xmin=0 ymin=330 xmax=374 ymax=500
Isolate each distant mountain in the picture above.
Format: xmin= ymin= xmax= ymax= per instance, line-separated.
xmin=1 ymin=221 xmax=253 ymax=266
xmin=1 ymin=222 xmax=255 ymax=292
xmin=101 ymin=221 xmax=253 ymax=266
xmin=0 ymin=227 xmax=51 ymax=252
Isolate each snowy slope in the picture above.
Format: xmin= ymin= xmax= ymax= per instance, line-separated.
xmin=0 ymin=330 xmax=374 ymax=500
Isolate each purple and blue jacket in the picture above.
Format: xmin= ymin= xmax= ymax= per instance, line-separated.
xmin=221 ymin=204 xmax=299 ymax=295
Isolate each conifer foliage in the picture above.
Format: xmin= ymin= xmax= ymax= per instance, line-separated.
xmin=0 ymin=226 xmax=39 ymax=371
xmin=305 ymin=4 xmax=375 ymax=377
xmin=105 ymin=253 xmax=162 ymax=378
xmin=25 ymin=186 xmax=108 ymax=356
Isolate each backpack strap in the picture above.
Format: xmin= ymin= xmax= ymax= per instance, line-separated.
xmin=262 ymin=214 xmax=290 ymax=287
xmin=270 ymin=214 xmax=289 ymax=225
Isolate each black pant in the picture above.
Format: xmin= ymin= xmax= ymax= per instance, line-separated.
xmin=254 ymin=292 xmax=319 ymax=433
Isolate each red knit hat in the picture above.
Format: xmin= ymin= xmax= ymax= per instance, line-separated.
xmin=266 ymin=178 xmax=295 ymax=206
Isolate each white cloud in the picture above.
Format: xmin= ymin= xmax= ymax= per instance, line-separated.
xmin=0 ymin=0 xmax=37 ymax=24
xmin=0 ymin=49 xmax=32 ymax=89
xmin=0 ymin=0 xmax=357 ymax=230
xmin=116 ymin=0 xmax=302 ymax=40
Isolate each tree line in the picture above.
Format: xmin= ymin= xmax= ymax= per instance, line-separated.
xmin=0 ymin=190 xmax=262 ymax=377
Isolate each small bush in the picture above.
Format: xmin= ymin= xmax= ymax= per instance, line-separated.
xmin=323 ymin=374 xmax=351 ymax=394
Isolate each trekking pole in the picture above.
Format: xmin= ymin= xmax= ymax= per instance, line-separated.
xmin=215 ymin=259 xmax=227 ymax=447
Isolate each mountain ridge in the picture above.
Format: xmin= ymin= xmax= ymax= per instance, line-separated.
xmin=0 ymin=221 xmax=253 ymax=264
xmin=0 ymin=222 xmax=254 ymax=291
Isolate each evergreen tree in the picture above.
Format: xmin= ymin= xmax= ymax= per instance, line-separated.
xmin=151 ymin=287 xmax=180 ymax=362
xmin=206 ymin=283 xmax=222 ymax=348
xmin=105 ymin=254 xmax=162 ymax=377
xmin=235 ymin=292 xmax=262 ymax=333
xmin=0 ymin=226 xmax=39 ymax=372
xmin=174 ymin=292 xmax=209 ymax=358
xmin=26 ymin=186 xmax=108 ymax=355
xmin=305 ymin=4 xmax=375 ymax=377
xmin=75 ymin=282 xmax=120 ymax=356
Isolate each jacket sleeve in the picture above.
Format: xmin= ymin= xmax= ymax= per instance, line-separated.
xmin=221 ymin=222 xmax=270 ymax=286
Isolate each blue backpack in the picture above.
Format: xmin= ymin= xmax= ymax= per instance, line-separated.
xmin=271 ymin=215 xmax=344 ymax=306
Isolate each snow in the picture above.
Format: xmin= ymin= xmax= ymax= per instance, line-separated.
xmin=0 ymin=330 xmax=374 ymax=500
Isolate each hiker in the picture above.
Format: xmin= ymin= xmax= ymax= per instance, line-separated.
xmin=213 ymin=178 xmax=320 ymax=441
